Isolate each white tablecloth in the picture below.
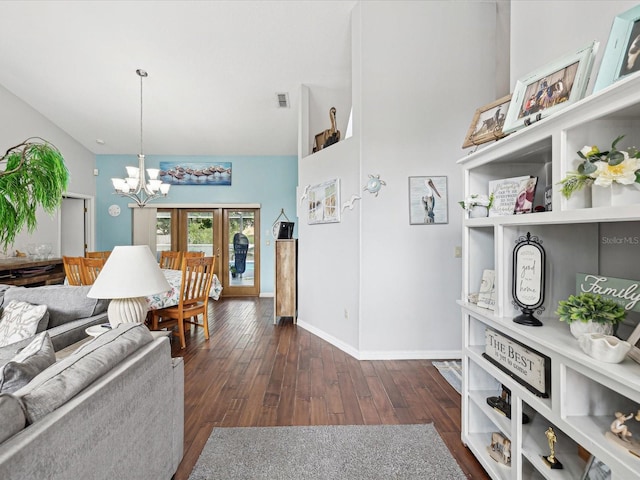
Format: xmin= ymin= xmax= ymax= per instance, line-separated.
xmin=146 ymin=269 xmax=222 ymax=310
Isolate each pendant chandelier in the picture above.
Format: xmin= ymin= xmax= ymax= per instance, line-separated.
xmin=111 ymin=69 xmax=170 ymax=207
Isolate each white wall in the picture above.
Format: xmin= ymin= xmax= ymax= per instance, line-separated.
xmin=297 ymin=1 xmax=499 ymax=359
xmin=0 ymin=84 xmax=96 ymax=255
xmin=510 ymin=1 xmax=639 ymax=92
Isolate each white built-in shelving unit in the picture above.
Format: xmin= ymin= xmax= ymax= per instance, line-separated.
xmin=458 ymin=72 xmax=640 ymax=480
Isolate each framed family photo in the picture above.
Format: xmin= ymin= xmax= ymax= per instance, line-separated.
xmin=594 ymin=4 xmax=640 ymax=92
xmin=408 ymin=176 xmax=448 ymax=225
xmin=503 ymin=41 xmax=598 ymax=134
xmin=462 ymin=94 xmax=511 ymax=148
xmin=581 ymin=455 xmax=611 ymax=480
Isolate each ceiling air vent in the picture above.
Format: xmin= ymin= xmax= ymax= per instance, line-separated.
xmin=276 ymin=92 xmax=289 ymax=108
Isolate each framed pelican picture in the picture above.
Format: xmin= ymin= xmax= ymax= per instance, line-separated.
xmin=408 ymin=176 xmax=448 ymax=225
xmin=159 ymin=162 xmax=232 ymax=186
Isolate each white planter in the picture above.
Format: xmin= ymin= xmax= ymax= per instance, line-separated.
xmin=569 ymin=320 xmax=614 ymax=339
xmin=468 ymin=205 xmax=489 ymax=218
xmin=592 ymin=183 xmax=640 ymax=208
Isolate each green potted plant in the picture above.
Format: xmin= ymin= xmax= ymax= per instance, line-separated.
xmin=556 ymin=292 xmax=626 ymax=338
xmin=0 ymin=138 xmax=69 ymax=252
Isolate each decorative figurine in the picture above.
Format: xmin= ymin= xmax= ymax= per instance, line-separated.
xmin=486 ymin=385 xmax=530 ymax=423
xmin=605 ymin=410 xmax=640 ymax=457
xmin=487 ymin=432 xmax=511 ymax=466
xmin=542 ymin=427 xmax=563 ymax=469
xmin=312 ymin=107 xmax=341 ymax=153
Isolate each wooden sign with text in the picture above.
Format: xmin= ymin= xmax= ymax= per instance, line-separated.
xmin=483 ymin=328 xmax=550 ymax=397
xmin=576 ymin=274 xmax=640 ymax=312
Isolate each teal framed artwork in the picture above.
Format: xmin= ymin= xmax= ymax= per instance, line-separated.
xmin=594 ymin=4 xmax=640 ymax=92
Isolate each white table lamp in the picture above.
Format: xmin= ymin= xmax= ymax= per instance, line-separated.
xmin=87 ymin=245 xmax=171 ymax=328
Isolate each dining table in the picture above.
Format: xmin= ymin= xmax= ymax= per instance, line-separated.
xmin=145 ymin=268 xmax=223 ymax=310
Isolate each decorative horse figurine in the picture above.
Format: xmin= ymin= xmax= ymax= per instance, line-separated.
xmin=313 ymin=107 xmax=341 ymax=152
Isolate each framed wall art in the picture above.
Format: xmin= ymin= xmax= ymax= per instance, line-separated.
xmin=159 ymin=162 xmax=232 ymax=186
xmin=307 ymin=178 xmax=341 ymax=224
xmin=503 ymin=41 xmax=599 ymax=134
xmin=408 ymin=176 xmax=448 ymax=225
xmin=462 ymin=94 xmax=511 ymax=148
xmin=594 ymin=4 xmax=640 ymax=92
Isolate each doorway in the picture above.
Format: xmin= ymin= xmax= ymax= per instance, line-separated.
xmin=156 ymin=207 xmax=260 ymax=297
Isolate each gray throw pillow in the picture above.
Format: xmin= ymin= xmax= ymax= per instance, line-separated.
xmin=17 ymin=323 xmax=153 ymax=424
xmin=1 ymin=285 xmax=108 ymax=328
xmin=0 ymin=332 xmax=56 ymax=393
xmin=0 ymin=300 xmax=48 ymax=347
xmin=0 ymin=393 xmax=26 ymax=443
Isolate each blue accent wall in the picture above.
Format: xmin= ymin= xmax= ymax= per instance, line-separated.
xmin=95 ymin=154 xmax=298 ymax=294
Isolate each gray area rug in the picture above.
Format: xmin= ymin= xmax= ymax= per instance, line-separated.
xmin=189 ymin=424 xmax=466 ymax=479
xmin=432 ymin=360 xmax=462 ymax=395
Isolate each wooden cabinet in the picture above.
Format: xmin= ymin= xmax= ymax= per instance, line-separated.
xmin=0 ymin=258 xmax=65 ymax=287
xmin=458 ymin=74 xmax=640 ymax=479
xmin=274 ymin=239 xmax=297 ymax=324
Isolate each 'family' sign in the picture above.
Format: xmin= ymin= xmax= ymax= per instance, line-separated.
xmin=576 ymin=274 xmax=640 ymax=312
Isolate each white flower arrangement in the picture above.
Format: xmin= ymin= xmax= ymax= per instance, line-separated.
xmin=559 ymin=135 xmax=640 ymax=198
xmin=458 ymin=193 xmax=493 ymax=211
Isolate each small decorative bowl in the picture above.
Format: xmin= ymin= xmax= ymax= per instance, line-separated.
xmin=467 ymin=292 xmax=479 ymax=304
xmin=577 ymin=333 xmax=631 ymax=364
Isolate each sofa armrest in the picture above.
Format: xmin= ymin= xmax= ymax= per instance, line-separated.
xmin=48 ymin=312 xmax=108 ymax=351
xmin=171 ymin=356 xmax=185 ymax=473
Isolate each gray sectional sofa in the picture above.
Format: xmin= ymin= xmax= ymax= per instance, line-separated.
xmin=0 ymin=284 xmax=110 ymax=351
xmin=0 ymin=323 xmax=184 ymax=480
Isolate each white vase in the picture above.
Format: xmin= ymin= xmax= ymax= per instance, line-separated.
xmin=569 ymin=320 xmax=614 ymax=339
xmin=468 ymin=205 xmax=489 ymax=218
xmin=592 ymin=183 xmax=640 ymax=208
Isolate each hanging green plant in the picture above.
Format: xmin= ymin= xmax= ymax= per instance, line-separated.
xmin=0 ymin=137 xmax=69 ymax=251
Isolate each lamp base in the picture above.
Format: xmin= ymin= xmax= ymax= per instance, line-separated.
xmin=107 ymin=297 xmax=148 ymax=328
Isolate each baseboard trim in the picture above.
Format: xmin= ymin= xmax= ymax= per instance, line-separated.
xmin=296 ymin=319 xmax=462 ymax=361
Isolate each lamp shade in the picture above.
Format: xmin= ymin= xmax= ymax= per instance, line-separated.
xmin=87 ymin=245 xmax=170 ymax=299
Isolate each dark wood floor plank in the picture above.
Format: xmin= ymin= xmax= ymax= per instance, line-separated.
xmin=171 ymin=297 xmax=489 ymax=480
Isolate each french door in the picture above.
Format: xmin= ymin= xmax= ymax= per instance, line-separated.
xmin=156 ymin=207 xmax=260 ymax=297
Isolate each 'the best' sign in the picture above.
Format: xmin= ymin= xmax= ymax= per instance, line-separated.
xmin=483 ymin=329 xmax=549 ymax=397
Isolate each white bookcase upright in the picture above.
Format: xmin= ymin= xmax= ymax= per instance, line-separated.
xmin=458 ymin=73 xmax=640 ymax=480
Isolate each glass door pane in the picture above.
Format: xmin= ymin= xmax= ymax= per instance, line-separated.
xmin=186 ymin=211 xmax=214 ymax=255
xmin=224 ymin=209 xmax=260 ymax=296
xmin=156 ymin=210 xmax=173 ymax=258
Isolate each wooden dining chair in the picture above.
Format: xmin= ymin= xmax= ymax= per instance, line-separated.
xmin=85 ymin=250 xmax=111 ymax=260
xmin=150 ymin=256 xmax=215 ymax=349
xmin=62 ymin=256 xmax=85 ymax=286
xmin=80 ymin=257 xmax=106 ymax=285
xmin=159 ymin=250 xmax=182 ymax=270
xmin=182 ymin=251 xmax=205 ymax=259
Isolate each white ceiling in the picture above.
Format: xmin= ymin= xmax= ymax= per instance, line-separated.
xmin=0 ymin=0 xmax=356 ymax=156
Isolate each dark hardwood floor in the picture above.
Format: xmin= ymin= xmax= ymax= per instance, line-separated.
xmin=170 ymin=297 xmax=489 ymax=479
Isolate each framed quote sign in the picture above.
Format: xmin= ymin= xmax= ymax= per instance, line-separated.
xmin=483 ymin=328 xmax=550 ymax=398
xmin=512 ymin=232 xmax=546 ymax=326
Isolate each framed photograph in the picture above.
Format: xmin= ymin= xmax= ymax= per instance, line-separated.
xmin=462 ymin=94 xmax=512 ymax=148
xmin=307 ymin=178 xmax=341 ymax=224
xmin=594 ymin=4 xmax=640 ymax=92
xmin=503 ymin=41 xmax=599 ymax=134
xmin=408 ymin=176 xmax=448 ymax=225
xmin=581 ymin=455 xmax=611 ymax=480
xmin=159 ymin=162 xmax=232 ymax=186
xmin=626 ymin=321 xmax=640 ymax=364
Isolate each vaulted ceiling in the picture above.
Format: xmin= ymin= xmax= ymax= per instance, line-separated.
xmin=0 ymin=0 xmax=356 ymax=156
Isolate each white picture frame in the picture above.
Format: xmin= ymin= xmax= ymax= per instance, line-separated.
xmin=503 ymin=41 xmax=599 ymax=134
xmin=594 ymin=4 xmax=640 ymax=92
xmin=307 ymin=178 xmax=341 ymax=225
